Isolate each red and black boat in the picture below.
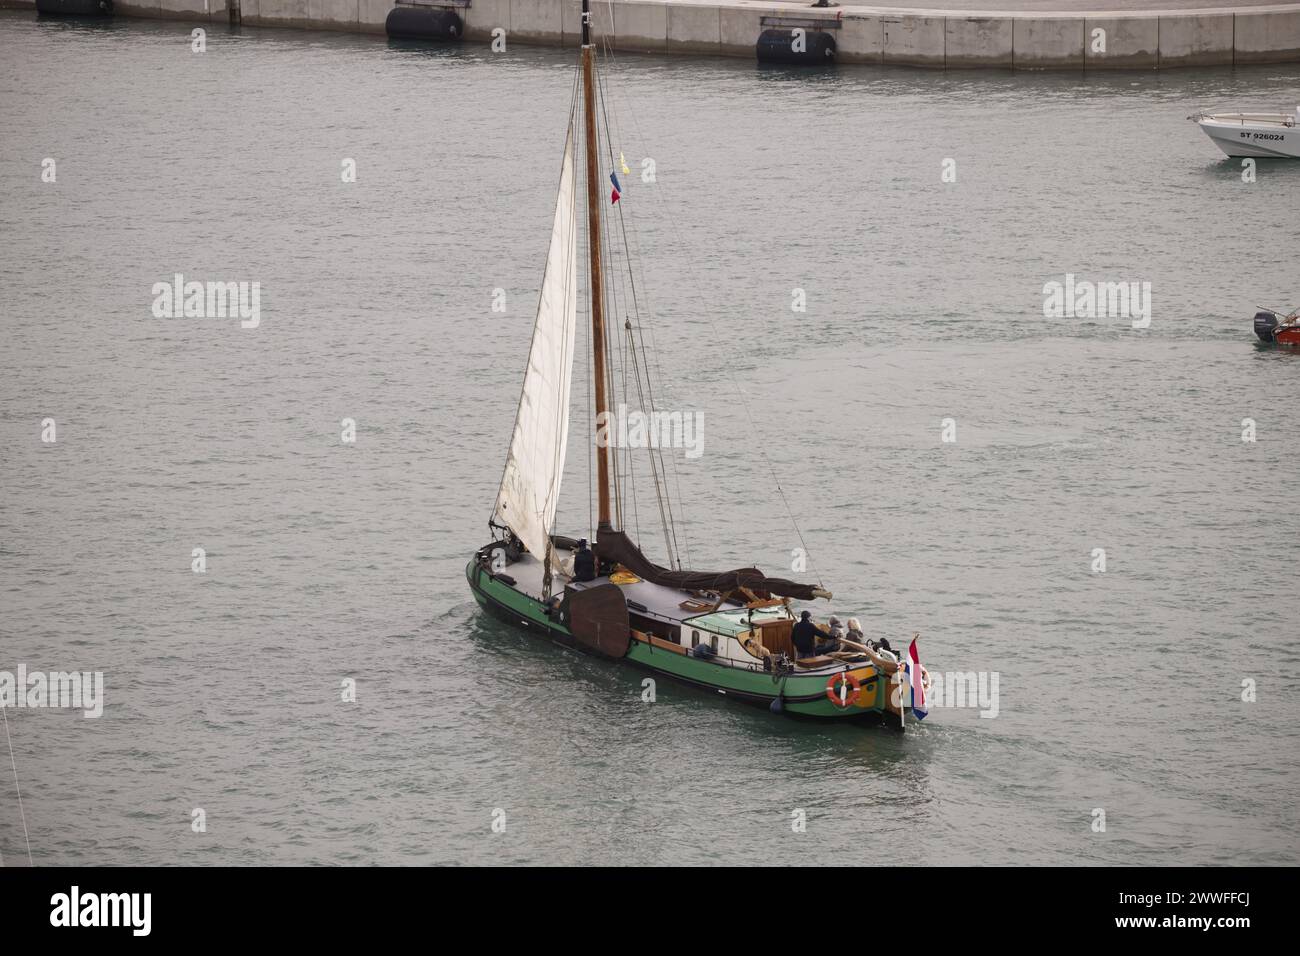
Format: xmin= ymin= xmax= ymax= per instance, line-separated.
xmin=1254 ymin=308 xmax=1300 ymax=346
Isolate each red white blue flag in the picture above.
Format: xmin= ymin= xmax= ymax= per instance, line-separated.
xmin=610 ymin=171 xmax=621 ymax=204
xmin=905 ymin=637 xmax=927 ymax=720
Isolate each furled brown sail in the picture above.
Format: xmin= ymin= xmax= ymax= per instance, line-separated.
xmin=596 ymin=530 xmax=822 ymax=602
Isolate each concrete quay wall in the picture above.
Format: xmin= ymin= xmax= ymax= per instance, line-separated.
xmin=9 ymin=0 xmax=1300 ymax=70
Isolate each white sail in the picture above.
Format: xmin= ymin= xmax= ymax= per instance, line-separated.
xmin=493 ymin=122 xmax=578 ymax=569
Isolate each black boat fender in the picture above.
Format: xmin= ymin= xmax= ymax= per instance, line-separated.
xmin=385 ymin=7 xmax=463 ymax=42
xmin=756 ymin=28 xmax=836 ymax=65
xmin=770 ymin=675 xmax=788 ymax=713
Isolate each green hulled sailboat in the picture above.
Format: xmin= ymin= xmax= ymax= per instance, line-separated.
xmin=467 ymin=1 xmax=927 ymax=724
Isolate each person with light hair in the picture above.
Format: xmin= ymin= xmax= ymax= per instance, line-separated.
xmin=845 ymin=618 xmax=865 ymax=645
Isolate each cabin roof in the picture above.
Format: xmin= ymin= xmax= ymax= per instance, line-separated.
xmin=688 ymin=605 xmax=790 ymax=636
xmin=568 ymin=575 xmax=744 ymax=626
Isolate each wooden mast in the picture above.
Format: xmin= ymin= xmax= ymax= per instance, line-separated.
xmin=581 ymin=0 xmax=613 ymax=532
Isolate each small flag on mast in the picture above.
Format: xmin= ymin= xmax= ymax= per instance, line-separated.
xmin=620 ymin=153 xmax=631 ymax=175
xmin=610 ymin=170 xmax=622 ymax=204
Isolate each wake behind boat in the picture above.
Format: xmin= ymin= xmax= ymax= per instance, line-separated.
xmin=1191 ymin=106 xmax=1300 ymax=158
xmin=466 ymin=0 xmax=929 ymax=726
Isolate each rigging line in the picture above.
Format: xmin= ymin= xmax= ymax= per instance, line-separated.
xmin=618 ymin=335 xmax=629 ymax=530
xmin=599 ymin=248 xmax=620 ymax=533
xmin=607 ymin=212 xmax=678 ymax=571
xmin=609 ymin=299 xmax=634 ymax=539
xmin=593 ymin=67 xmax=629 ymax=536
xmin=598 ymin=34 xmax=694 ymax=574
xmin=636 ymin=316 xmax=692 ymax=569
xmin=619 ymin=334 xmax=642 ymax=548
xmin=583 ymin=271 xmax=593 ymax=543
xmin=608 ymin=205 xmax=692 ymax=571
xmin=1 ymin=705 xmax=34 ymax=866
xmin=622 ymin=315 xmax=677 ymax=566
xmin=582 ymin=243 xmax=593 ymax=541
xmin=597 ymin=199 xmax=678 ymax=569
xmin=602 ymin=203 xmax=624 ymax=531
xmin=617 ymin=355 xmax=644 ymax=552
xmin=597 ymin=60 xmax=668 ymax=567
xmin=593 ymin=51 xmax=692 ymax=570
xmin=610 ymin=196 xmax=634 ymax=538
xmin=590 ymin=30 xmax=804 ymax=581
xmin=603 ymin=212 xmax=624 ymax=533
xmin=588 ymin=58 xmax=822 ymax=587
xmin=595 ymin=56 xmax=684 ymax=569
xmin=616 ymin=335 xmax=650 ymax=561
xmin=595 ymin=76 xmax=631 ymax=538
xmin=619 ymin=203 xmax=687 ymax=569
xmin=607 ymin=189 xmax=693 ymax=572
xmin=597 ymin=208 xmax=641 ymax=546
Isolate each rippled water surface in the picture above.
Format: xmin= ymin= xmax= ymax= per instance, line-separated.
xmin=1 ymin=13 xmax=1298 ymax=866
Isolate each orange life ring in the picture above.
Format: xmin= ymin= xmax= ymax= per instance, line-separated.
xmin=826 ymin=672 xmax=861 ymax=708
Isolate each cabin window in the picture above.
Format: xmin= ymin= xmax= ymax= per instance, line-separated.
xmin=632 ymin=613 xmax=680 ymax=644
xmin=691 ymin=630 xmax=699 ymax=648
xmin=710 ymin=634 xmax=719 ymax=653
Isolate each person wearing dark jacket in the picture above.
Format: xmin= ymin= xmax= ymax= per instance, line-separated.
xmin=572 ymin=539 xmax=596 ymax=582
xmin=791 ymin=610 xmax=837 ymax=658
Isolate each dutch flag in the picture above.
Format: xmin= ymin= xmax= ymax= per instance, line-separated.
xmin=905 ymin=637 xmax=927 ymax=720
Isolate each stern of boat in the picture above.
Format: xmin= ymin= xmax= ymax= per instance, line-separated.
xmin=779 ymin=662 xmax=930 ymax=723
xmin=1255 ymin=311 xmax=1300 ymax=345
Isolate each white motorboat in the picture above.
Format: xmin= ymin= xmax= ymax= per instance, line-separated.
xmin=1191 ymin=106 xmax=1300 ymax=158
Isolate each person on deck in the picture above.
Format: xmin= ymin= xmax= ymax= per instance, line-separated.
xmin=827 ymin=616 xmax=845 ymax=641
xmin=792 ymin=610 xmax=837 ymax=659
xmin=845 ymin=618 xmax=865 ymax=645
xmin=572 ymin=539 xmax=596 ymax=583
